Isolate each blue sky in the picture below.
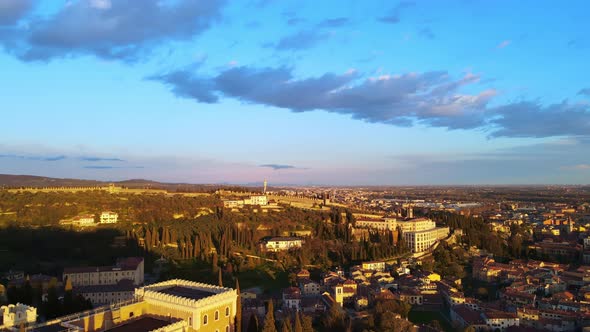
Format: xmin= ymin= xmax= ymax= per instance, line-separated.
xmin=0 ymin=0 xmax=589 ymax=185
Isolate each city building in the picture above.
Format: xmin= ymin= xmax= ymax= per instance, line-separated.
xmin=64 ymin=257 xmax=144 ymax=288
xmin=401 ymin=223 xmax=449 ymax=253
xmin=261 ymin=237 xmax=303 ymax=252
xmin=283 ymin=287 xmax=302 ymax=310
xmin=74 ymin=279 xmax=135 ymax=306
xmin=0 ymin=303 xmax=37 ymax=329
xmin=28 ymin=279 xmax=237 ymax=332
xmin=71 ymin=214 xmax=96 ymax=227
xmin=299 ymin=279 xmax=321 ymax=296
xmin=396 ymin=218 xmax=439 ymax=232
xmin=223 ymin=195 xmax=268 ymax=208
xmin=483 ymin=311 xmax=519 ymax=331
xmin=100 ymin=211 xmax=118 ymax=224
xmin=354 ymin=217 xmax=397 ymax=230
xmin=222 ymin=200 xmax=243 ymax=208
xmin=354 ymin=216 xmax=448 ymax=253
xmin=244 ymin=195 xmax=268 ymax=206
xmin=361 ymin=261 xmax=386 ymax=272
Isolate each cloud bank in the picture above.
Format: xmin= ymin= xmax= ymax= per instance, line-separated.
xmin=0 ymin=153 xmax=66 ymax=161
xmin=152 ymin=65 xmax=590 ymax=138
xmin=259 ymin=164 xmax=297 ymax=170
xmin=378 ymin=1 xmax=415 ymax=24
xmin=1 ymin=0 xmax=225 ymax=61
xmin=0 ymin=0 xmax=31 ymax=25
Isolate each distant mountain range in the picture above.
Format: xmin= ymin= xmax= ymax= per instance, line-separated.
xmin=0 ymin=174 xmax=302 ymax=190
xmin=0 ymin=174 xmax=103 ymax=187
xmin=0 ymin=174 xmax=228 ymax=190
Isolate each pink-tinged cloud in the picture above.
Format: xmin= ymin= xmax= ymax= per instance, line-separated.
xmin=561 ymin=164 xmax=590 ymax=171
xmin=497 ymin=40 xmax=511 ymax=49
xmin=572 ymin=164 xmax=590 ymax=170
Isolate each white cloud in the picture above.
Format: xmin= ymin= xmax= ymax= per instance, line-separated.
xmin=89 ymin=0 xmax=111 ymax=10
xmin=497 ymin=40 xmax=511 ymax=49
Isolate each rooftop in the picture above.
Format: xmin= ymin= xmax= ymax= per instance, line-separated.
xmin=265 ymin=236 xmax=302 ymax=242
xmin=158 ymin=286 xmax=216 ymax=301
xmin=106 ymin=317 xmax=171 ymax=332
xmin=63 ymin=257 xmax=143 ymax=274
xmin=75 ymin=279 xmax=135 ymax=294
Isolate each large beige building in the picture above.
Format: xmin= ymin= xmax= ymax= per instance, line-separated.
xmin=223 ymin=195 xmax=268 ymax=208
xmin=28 ymin=279 xmax=238 ymax=332
xmin=63 ymin=257 xmax=144 ymax=287
xmin=244 ymin=195 xmax=268 ymax=206
xmin=354 ymin=217 xmax=397 ymax=230
xmin=261 ymin=237 xmax=303 ymax=252
xmin=396 ymin=218 xmax=437 ymax=232
xmin=75 ymin=280 xmax=135 ymax=306
xmin=64 ymin=257 xmax=144 ymax=305
xmin=400 ymin=218 xmax=449 ymax=253
xmin=354 ymin=216 xmax=448 ymax=252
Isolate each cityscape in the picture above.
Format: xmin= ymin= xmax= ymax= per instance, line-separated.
xmin=1 ymin=1 xmax=590 ymax=332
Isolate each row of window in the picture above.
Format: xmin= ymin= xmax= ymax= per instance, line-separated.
xmin=203 ymin=307 xmax=231 ymax=325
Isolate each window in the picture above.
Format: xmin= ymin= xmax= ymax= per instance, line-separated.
xmin=215 ymin=310 xmax=219 ymax=320
xmin=226 ymin=326 xmax=230 ymax=332
xmin=203 ymin=315 xmax=208 ymax=325
xmin=226 ymin=307 xmax=230 ymax=317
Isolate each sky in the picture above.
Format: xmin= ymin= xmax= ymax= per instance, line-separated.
xmin=0 ymin=0 xmax=589 ymax=185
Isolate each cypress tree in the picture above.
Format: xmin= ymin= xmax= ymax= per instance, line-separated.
xmin=235 ymin=279 xmax=242 ymax=332
xmin=145 ymin=229 xmax=152 ymax=248
xmin=247 ymin=314 xmax=259 ymax=332
xmin=212 ymin=253 xmax=219 ymax=273
xmin=281 ymin=319 xmax=292 ymax=332
xmin=294 ymin=312 xmax=303 ymax=332
xmin=262 ymin=300 xmax=277 ymax=332
xmin=301 ymin=314 xmax=314 ymax=332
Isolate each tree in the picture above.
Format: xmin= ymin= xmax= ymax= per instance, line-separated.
xmin=262 ymin=300 xmax=277 ymax=332
xmin=476 ymin=287 xmax=489 ymax=300
xmin=63 ymin=278 xmax=74 ymax=314
xmin=235 ymin=279 xmax=242 ymax=332
xmin=375 ymin=299 xmax=411 ymax=320
xmin=247 ymin=314 xmax=259 ymax=332
xmin=463 ymin=326 xmax=476 ymax=332
xmin=281 ymin=319 xmax=292 ymax=332
xmin=430 ymin=320 xmax=442 ymax=331
xmin=322 ymin=304 xmax=345 ymax=330
xmin=218 ymin=269 xmax=224 ymax=287
xmin=379 ymin=311 xmax=398 ymax=331
xmin=212 ymin=253 xmax=219 ymax=273
xmin=294 ymin=311 xmax=303 ymax=332
xmin=288 ymin=273 xmax=297 ymax=286
xmin=301 ymin=314 xmax=314 ymax=332
xmin=44 ymin=286 xmax=60 ymax=319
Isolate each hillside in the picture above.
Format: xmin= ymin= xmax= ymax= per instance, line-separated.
xmin=0 ymin=174 xmax=255 ymax=192
xmin=0 ymin=174 xmax=103 ymax=187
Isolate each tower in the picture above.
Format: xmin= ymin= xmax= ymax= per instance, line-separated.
xmin=263 ymin=179 xmax=267 ymax=194
xmin=407 ymin=205 xmax=414 ymax=219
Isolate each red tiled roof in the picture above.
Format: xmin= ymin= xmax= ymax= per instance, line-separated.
xmin=484 ymin=310 xmax=517 ymax=319
xmin=453 ymin=305 xmax=484 ymax=324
